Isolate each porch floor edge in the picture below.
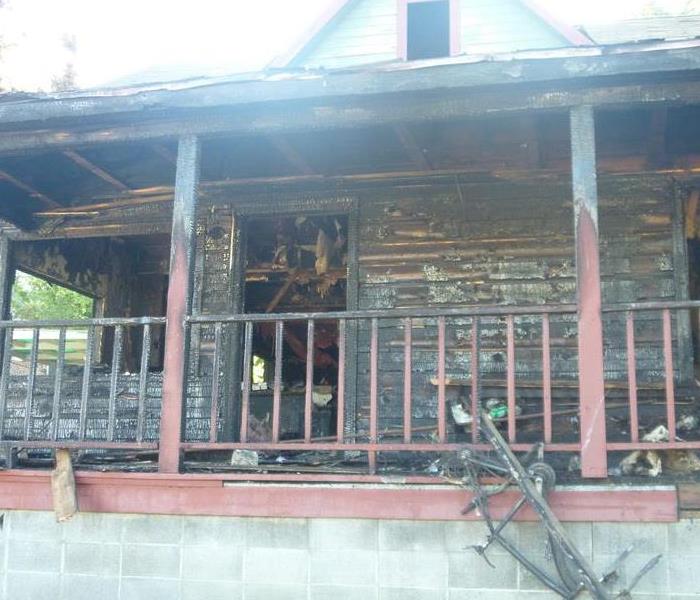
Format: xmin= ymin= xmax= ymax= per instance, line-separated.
xmin=0 ymin=470 xmax=679 ymax=522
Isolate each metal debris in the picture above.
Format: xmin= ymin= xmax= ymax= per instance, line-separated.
xmin=447 ymin=413 xmax=661 ymax=599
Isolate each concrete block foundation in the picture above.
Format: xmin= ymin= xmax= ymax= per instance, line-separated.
xmin=0 ymin=510 xmax=698 ymax=599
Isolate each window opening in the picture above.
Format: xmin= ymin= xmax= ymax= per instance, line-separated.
xmin=406 ymin=0 xmax=451 ymax=61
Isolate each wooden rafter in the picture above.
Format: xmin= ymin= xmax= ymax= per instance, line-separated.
xmin=35 ymin=193 xmax=172 ymax=217
xmin=647 ymin=108 xmax=668 ymax=169
xmin=686 ymin=189 xmax=700 ymax=239
xmin=265 ymin=268 xmax=300 ymax=313
xmin=268 ymin=135 xmax=315 ymax=175
xmin=393 ymin=124 xmax=431 ymax=171
xmin=62 ymin=149 xmax=131 ymax=193
xmin=151 ymin=144 xmax=178 ymax=165
xmin=0 ymin=169 xmax=60 ymax=208
xmin=31 ymin=152 xmax=700 ymax=219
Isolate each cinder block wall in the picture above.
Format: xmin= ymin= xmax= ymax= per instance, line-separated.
xmin=0 ymin=511 xmax=697 ymax=599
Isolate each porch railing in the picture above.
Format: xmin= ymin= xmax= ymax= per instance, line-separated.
xmin=0 ymin=302 xmax=698 ymax=476
xmin=602 ymin=300 xmax=700 ymax=452
xmin=0 ymin=316 xmax=164 ymax=452
xmin=184 ymin=305 xmax=583 ymax=474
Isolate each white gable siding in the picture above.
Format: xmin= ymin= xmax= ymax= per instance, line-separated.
xmin=459 ymin=0 xmax=564 ymax=55
xmin=294 ymin=0 xmax=567 ymax=70
xmin=297 ymin=0 xmax=399 ymax=69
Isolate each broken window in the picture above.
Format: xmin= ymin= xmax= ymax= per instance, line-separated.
xmin=406 ymin=0 xmax=451 ymax=61
xmin=2 ymin=237 xmax=169 ymax=444
xmin=242 ymin=214 xmax=348 ymax=441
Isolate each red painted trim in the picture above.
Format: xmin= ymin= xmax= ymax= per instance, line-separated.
xmin=576 ymin=208 xmax=608 ymax=478
xmin=270 ymin=0 xmax=357 ymax=69
xmin=0 ymin=471 xmax=678 ymax=522
xmin=519 ymin=0 xmax=593 ymax=47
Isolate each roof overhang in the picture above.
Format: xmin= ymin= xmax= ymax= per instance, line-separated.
xmin=0 ymin=40 xmax=699 ymax=155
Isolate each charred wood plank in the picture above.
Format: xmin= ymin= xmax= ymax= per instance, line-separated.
xmin=159 ymin=135 xmax=200 ymax=473
xmin=570 ymin=105 xmax=607 ymax=478
xmin=0 ymin=169 xmax=59 ymax=208
xmin=62 ymin=149 xmax=131 ymax=193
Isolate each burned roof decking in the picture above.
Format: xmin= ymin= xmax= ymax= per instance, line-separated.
xmin=0 ymin=38 xmax=697 ymax=232
xmin=0 ymin=104 xmax=699 ymax=234
xmin=1 ymin=39 xmax=700 ymax=134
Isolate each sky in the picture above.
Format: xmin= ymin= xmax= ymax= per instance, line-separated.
xmin=0 ymin=0 xmax=696 ymax=92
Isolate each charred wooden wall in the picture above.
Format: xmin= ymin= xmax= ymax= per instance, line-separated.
xmin=351 ymin=174 xmax=681 ymax=437
xmin=187 ymin=173 xmax=685 ymax=442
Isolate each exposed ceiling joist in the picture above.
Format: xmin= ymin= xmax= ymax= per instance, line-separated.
xmin=0 ymin=169 xmax=60 ymax=208
xmin=151 ymin=144 xmax=177 ymax=165
xmin=647 ymin=107 xmax=668 ymax=168
xmin=62 ymin=149 xmax=131 ymax=193
xmin=268 ymin=135 xmax=315 ymax=175
xmin=35 ymin=193 xmax=172 ymax=217
xmin=393 ymin=124 xmax=431 ymax=170
xmin=519 ymin=115 xmax=542 ymax=169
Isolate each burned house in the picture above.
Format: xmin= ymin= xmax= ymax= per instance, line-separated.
xmin=0 ymin=1 xmax=700 ymax=598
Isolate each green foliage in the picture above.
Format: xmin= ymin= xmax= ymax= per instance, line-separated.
xmin=11 ymin=271 xmax=93 ymax=321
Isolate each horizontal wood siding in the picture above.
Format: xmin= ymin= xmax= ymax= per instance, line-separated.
xmin=193 ymin=174 xmax=682 ymax=441
xmin=459 ymin=0 xmax=565 ymax=55
xmin=352 ymin=174 xmax=679 ymax=436
xmin=297 ymin=0 xmax=398 ymax=69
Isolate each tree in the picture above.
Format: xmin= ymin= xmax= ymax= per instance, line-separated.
xmin=11 ymin=271 xmax=93 ymax=320
xmin=51 ymin=34 xmax=78 ymax=92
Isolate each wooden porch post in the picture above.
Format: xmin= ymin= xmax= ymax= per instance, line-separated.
xmin=159 ymin=135 xmax=200 ymax=473
xmin=0 ymin=235 xmax=11 ymax=321
xmin=570 ymin=105 xmax=608 ymax=478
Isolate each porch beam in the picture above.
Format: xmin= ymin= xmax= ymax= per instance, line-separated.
xmin=159 ymin=135 xmax=200 ymax=473
xmin=570 ymin=105 xmax=608 ymax=478
xmin=1 ymin=43 xmax=699 ymax=128
xmin=2 ymin=79 xmax=700 ymax=155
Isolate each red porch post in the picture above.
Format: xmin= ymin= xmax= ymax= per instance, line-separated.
xmin=570 ymin=106 xmax=608 ymax=478
xmin=159 ymin=135 xmax=200 ymax=473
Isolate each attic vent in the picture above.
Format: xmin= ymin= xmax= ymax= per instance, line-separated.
xmin=406 ymin=0 xmax=452 ymax=60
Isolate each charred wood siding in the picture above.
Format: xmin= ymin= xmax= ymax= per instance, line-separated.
xmin=353 ymin=174 xmax=681 ymax=436
xmin=188 ymin=174 xmax=684 ymax=441
xmin=186 ymin=207 xmax=235 ymax=441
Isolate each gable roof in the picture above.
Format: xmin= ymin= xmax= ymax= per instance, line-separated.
xmin=270 ymin=0 xmax=592 ymax=69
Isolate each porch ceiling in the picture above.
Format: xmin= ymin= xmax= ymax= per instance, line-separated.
xmin=0 ymin=104 xmax=698 ymax=234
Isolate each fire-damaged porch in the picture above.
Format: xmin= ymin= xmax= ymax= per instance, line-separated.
xmin=1 ymin=56 xmax=700 ymax=492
